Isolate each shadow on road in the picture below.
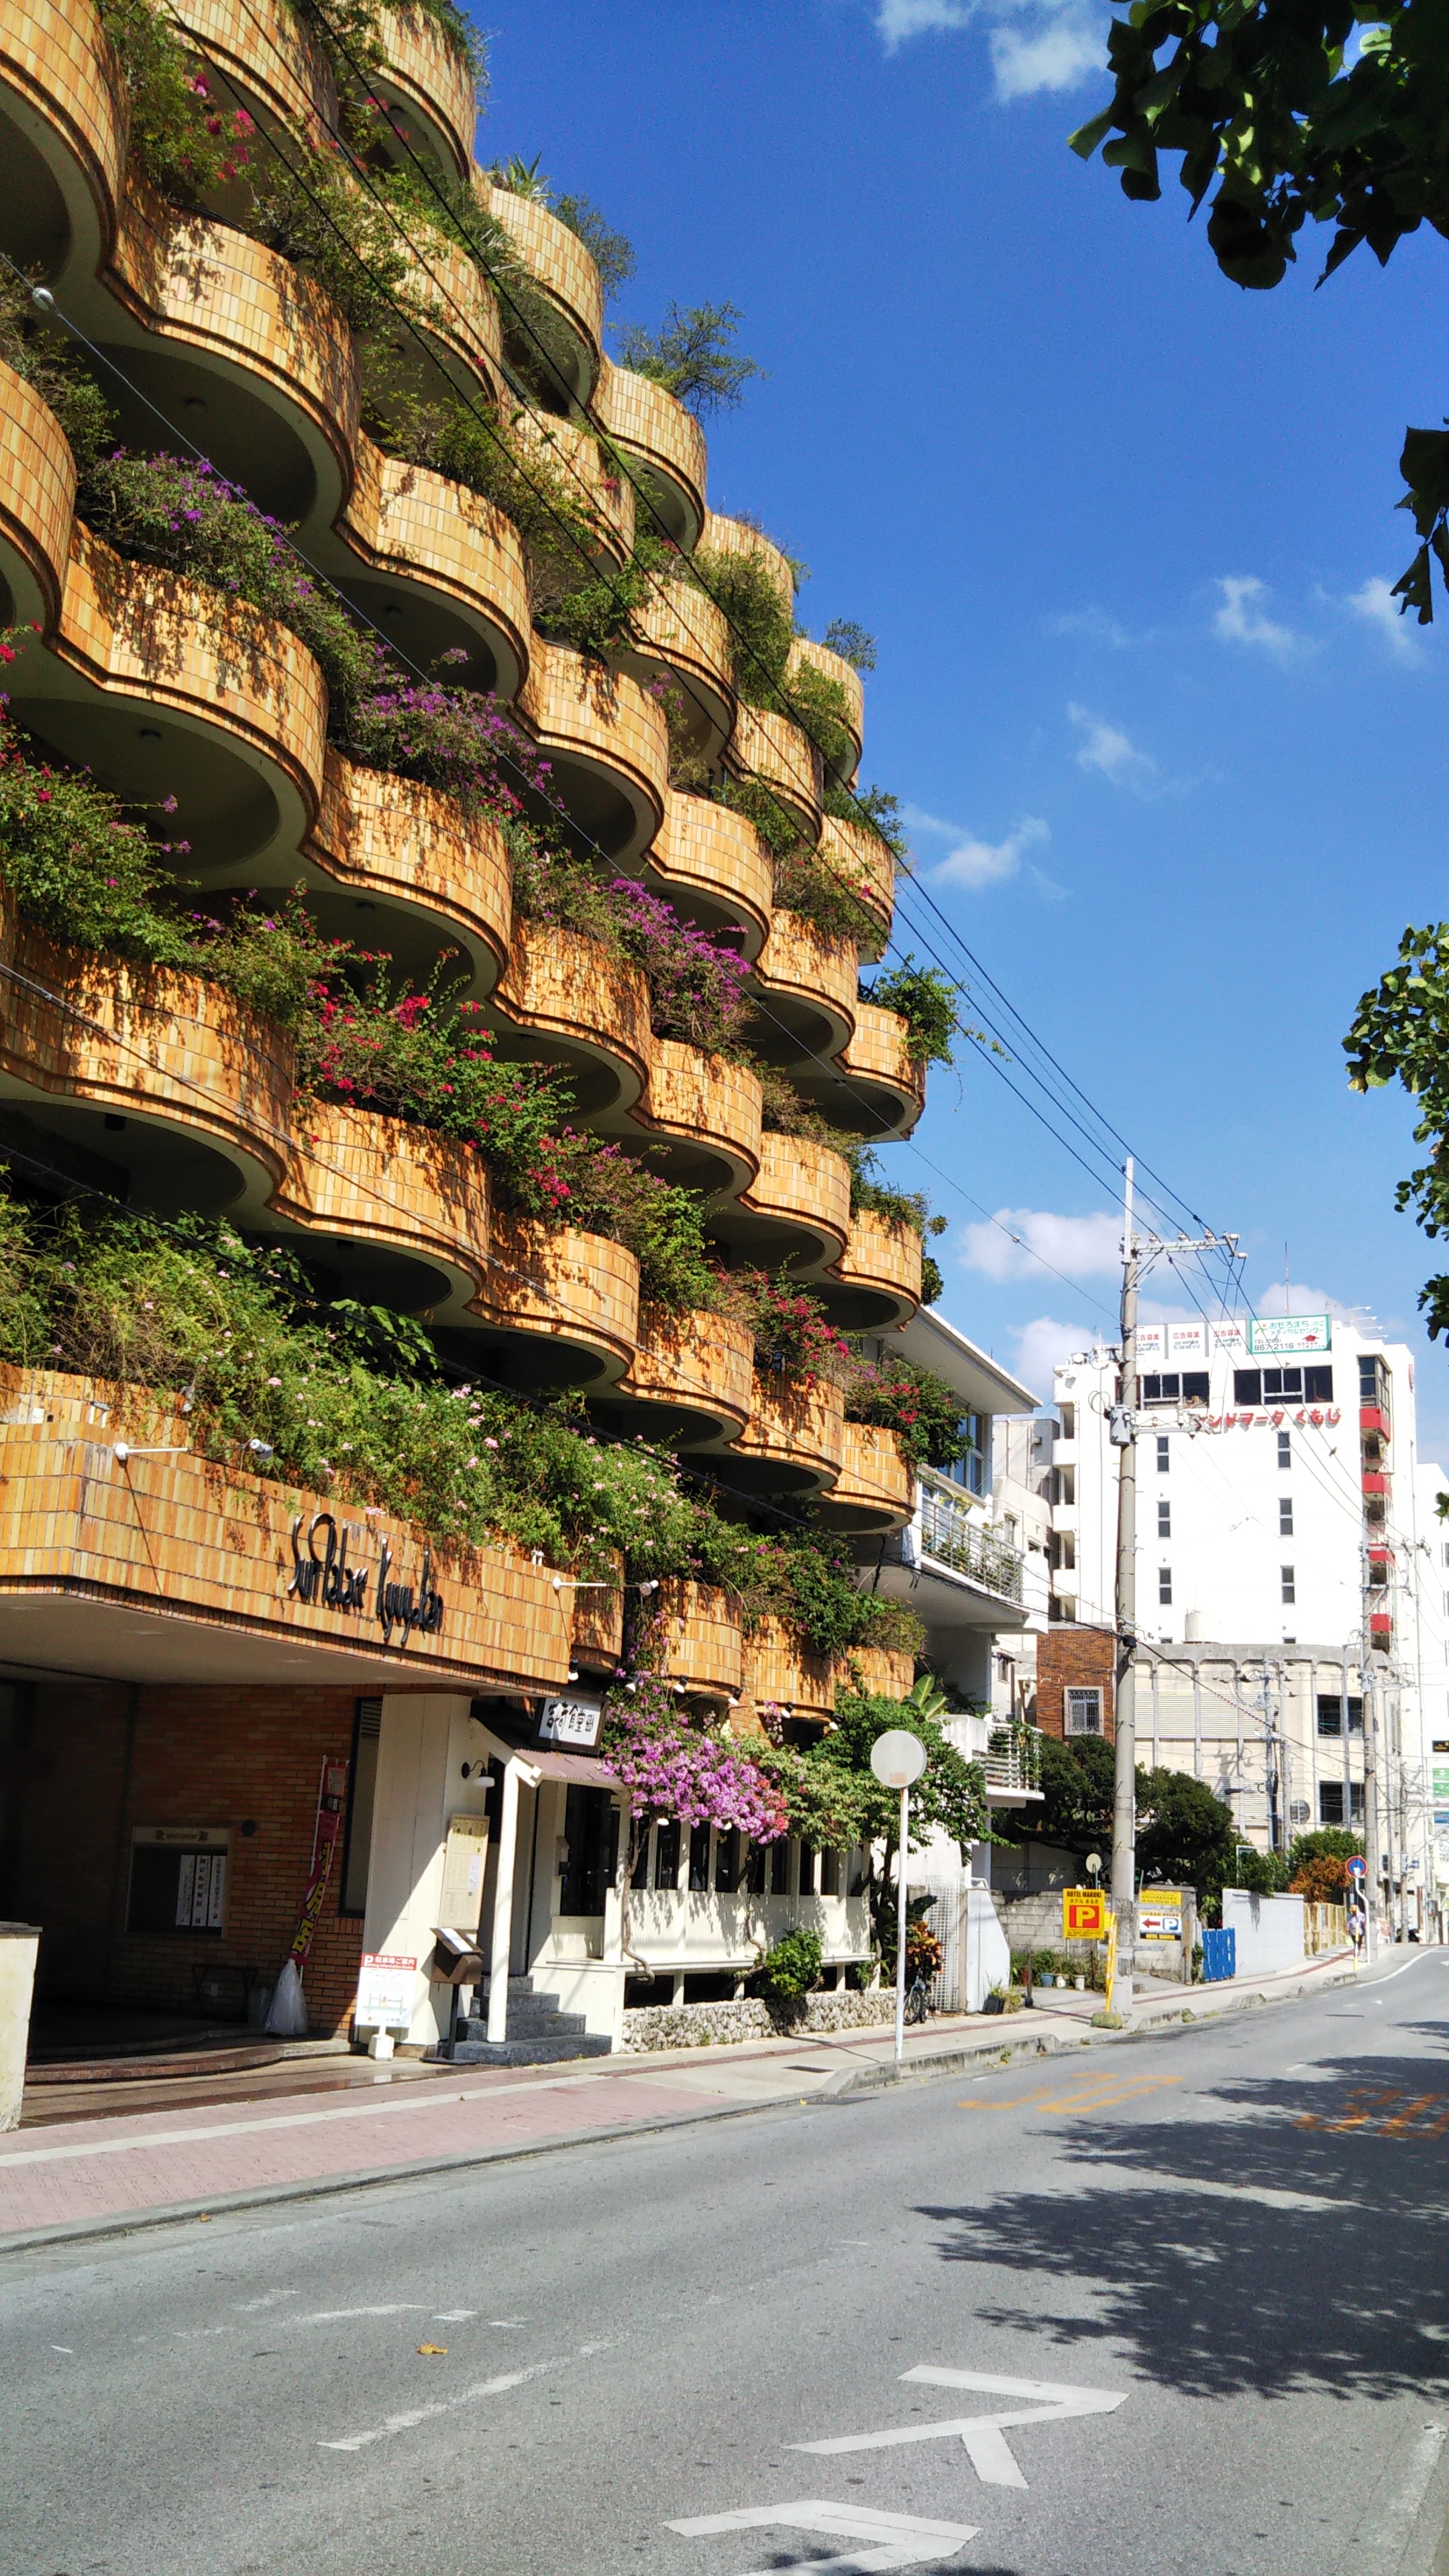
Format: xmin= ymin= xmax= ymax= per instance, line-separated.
xmin=918 ymin=2041 xmax=1449 ymax=2401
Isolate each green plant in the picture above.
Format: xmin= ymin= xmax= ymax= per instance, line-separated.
xmin=95 ymin=0 xmax=256 ymax=201
xmin=546 ymin=1135 xmax=720 ymax=1311
xmin=752 ymin=1929 xmax=822 ymax=2004
xmin=0 ymin=275 xmax=115 ymax=473
xmin=860 ymin=957 xmax=962 ymax=1067
xmin=246 ymin=137 xmax=418 ymax=333
xmin=693 ymin=541 xmax=795 ymax=699
xmin=552 ymin=194 xmax=636 ymax=303
xmin=841 ymin=1356 xmax=965 ymax=1470
xmin=615 ymin=302 xmax=764 ymax=419
xmin=822 ymin=620 xmax=876 ymax=672
xmin=920 ymin=1250 xmax=945 ymax=1307
xmin=380 ymin=0 xmax=487 ymax=78
xmin=825 ymin=782 xmax=909 ymax=862
xmin=1345 ymin=928 xmax=1449 ymax=1341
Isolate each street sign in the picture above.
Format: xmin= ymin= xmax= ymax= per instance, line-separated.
xmin=1138 ymin=1888 xmax=1184 ymax=1940
xmin=355 ymin=1953 xmax=416 ymax=2030
xmin=1347 ymin=1858 xmax=1366 ymax=1880
xmin=1063 ymin=1886 xmax=1108 ymax=1940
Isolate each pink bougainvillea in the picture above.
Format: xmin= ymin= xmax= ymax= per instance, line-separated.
xmin=601 ymin=1674 xmax=787 ymax=1841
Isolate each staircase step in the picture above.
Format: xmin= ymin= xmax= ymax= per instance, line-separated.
xmin=444 ymin=2033 xmax=613 ymax=2067
xmin=455 ymin=2008 xmax=590 ymax=2039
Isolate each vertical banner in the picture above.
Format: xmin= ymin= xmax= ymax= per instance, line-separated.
xmin=287 ymin=1757 xmax=350 ymax=1969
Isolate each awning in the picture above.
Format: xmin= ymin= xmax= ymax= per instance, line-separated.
xmin=525 ymin=1749 xmax=621 ymax=1788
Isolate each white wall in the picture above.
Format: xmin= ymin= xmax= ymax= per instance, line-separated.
xmin=1223 ymin=1888 xmax=1305 ymax=1976
xmin=362 ymin=1694 xmax=486 ymax=2049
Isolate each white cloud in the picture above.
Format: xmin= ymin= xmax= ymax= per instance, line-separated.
xmin=1213 ymin=575 xmax=1304 ymax=661
xmin=1345 ymin=576 xmax=1421 ymax=662
xmin=1013 ymin=1315 xmax=1091 ymax=1399
xmin=1049 ymin=605 xmax=1152 ymax=649
xmin=991 ymin=2 xmax=1104 ymax=95
xmin=1255 ymin=1279 xmax=1363 ymax=1324
xmin=959 ymin=1204 xmax=1122 ymax=1283
xmin=875 ymin=0 xmax=973 ymax=46
xmin=1069 ymin=701 xmax=1157 ymax=788
xmin=906 ymin=804 xmax=1051 ymax=890
xmin=873 ymin=0 xmax=1108 ymax=98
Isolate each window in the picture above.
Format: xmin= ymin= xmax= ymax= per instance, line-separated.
xmin=714 ymin=1828 xmax=740 ymax=1894
xmin=1277 ymin=1432 xmax=1291 ymax=1470
xmin=1065 ymin=1687 xmax=1103 ymax=1735
xmin=1279 ymin=1497 xmax=1293 ymax=1537
xmin=1141 ymin=1373 xmax=1210 ymax=1405
xmin=940 ymin=1413 xmax=988 ymax=1497
xmin=798 ymin=1844 xmax=816 ymax=1896
xmin=745 ymin=1839 xmax=768 ymax=1895
xmin=654 ymin=1820 xmax=680 ymax=1890
xmin=1318 ymin=1695 xmax=1342 ymax=1737
xmin=339 ymin=1696 xmax=382 ymax=1916
xmin=688 ymin=1822 xmax=711 ymax=1892
xmin=1157 ymin=1436 xmax=1170 ymax=1472
xmin=820 ymin=1847 xmax=840 ymax=1896
xmin=559 ymin=1786 xmax=611 ymax=1915
xmin=1158 ymin=1500 xmax=1171 ymax=1538
xmin=126 ymin=1835 xmax=228 ymax=1935
xmin=1281 ymin=1566 xmax=1295 ymax=1604
xmin=770 ymin=1836 xmax=790 ymax=1895
xmin=1319 ymin=1781 xmax=1366 ymax=1826
xmin=1233 ymin=1366 xmax=1333 ymax=1407
xmin=1159 ymin=1567 xmax=1173 ymax=1605
xmin=1059 ymin=1403 xmax=1076 ymax=1440
xmin=1360 ymin=1354 xmax=1389 ymax=1410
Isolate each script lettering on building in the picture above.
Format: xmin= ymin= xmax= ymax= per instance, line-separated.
xmin=376 ymin=1538 xmax=445 ymax=1646
xmin=287 ymin=1511 xmax=369 ymax=1612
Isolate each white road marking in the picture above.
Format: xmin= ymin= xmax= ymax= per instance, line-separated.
xmin=317 ymin=2339 xmax=612 ymax=2453
xmin=793 ymin=2365 xmax=1126 ymax=2488
xmin=50 ymin=2345 xmax=73 ymax=2354
xmin=298 ymin=2305 xmax=426 ymax=2323
xmin=433 ymin=2309 xmax=476 ymax=2321
xmin=667 ymin=2500 xmax=978 ymax=2572
xmin=233 ymin=2292 xmax=298 ymax=2312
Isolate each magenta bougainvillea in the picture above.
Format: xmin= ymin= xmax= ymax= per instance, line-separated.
xmin=601 ymin=1674 xmax=788 ymax=1841
xmin=609 ymin=879 xmax=751 ymax=1053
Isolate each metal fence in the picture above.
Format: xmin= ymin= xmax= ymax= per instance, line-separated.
xmin=917 ymin=1468 xmax=1024 ymax=1603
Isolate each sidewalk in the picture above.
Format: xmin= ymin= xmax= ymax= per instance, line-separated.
xmin=0 ymin=1946 xmax=1358 ymax=2253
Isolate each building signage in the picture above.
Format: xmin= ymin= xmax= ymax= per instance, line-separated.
xmin=1167 ymin=1322 xmax=1206 ymax=1361
xmin=1248 ymin=1315 xmax=1332 ymax=1356
xmin=286 ymin=1511 xmax=444 ymax=1647
xmin=356 ymin=1953 xmax=417 ymax=2031
xmin=1136 ymin=1326 xmax=1166 ymax=1363
xmin=538 ymin=1693 xmax=604 ymax=1750
xmin=1169 ymin=1408 xmax=1341 ymax=1434
xmin=1138 ymin=1887 xmax=1185 ymax=1939
xmin=1062 ymin=1886 xmax=1108 ymax=1939
xmin=1210 ymin=1319 xmax=1248 ymax=1355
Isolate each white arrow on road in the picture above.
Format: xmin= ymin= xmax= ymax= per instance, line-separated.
xmin=791 ymin=2365 xmax=1128 ymax=2489
xmin=666 ymin=2499 xmax=979 ymax=2572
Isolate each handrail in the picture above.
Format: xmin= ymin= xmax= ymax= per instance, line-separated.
xmin=917 ymin=1466 xmax=1025 ymax=1604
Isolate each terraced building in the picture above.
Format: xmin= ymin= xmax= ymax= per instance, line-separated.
xmin=0 ymin=0 xmax=1032 ymax=2058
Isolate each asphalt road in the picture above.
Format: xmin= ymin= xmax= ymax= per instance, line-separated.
xmin=5 ymin=1952 xmax=1449 ymax=2576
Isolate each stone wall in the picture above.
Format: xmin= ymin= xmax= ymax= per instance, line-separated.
xmin=620 ymin=1988 xmax=891 ymax=2051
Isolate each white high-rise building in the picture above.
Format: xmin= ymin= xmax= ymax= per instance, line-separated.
xmin=1045 ymin=1310 xmax=1449 ymax=1934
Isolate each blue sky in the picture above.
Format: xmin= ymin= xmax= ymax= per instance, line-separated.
xmin=478 ymin=1 xmax=1449 ymax=1446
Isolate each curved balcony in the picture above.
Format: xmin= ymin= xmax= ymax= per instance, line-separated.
xmin=484 ymin=184 xmax=602 ymax=402
xmin=570 ymin=1553 xmax=625 ymax=1670
xmin=798 ymin=1002 xmax=923 ymax=1144
xmin=632 ymin=1041 xmax=761 ymax=1204
xmin=0 ymin=361 xmax=76 ymax=631
xmin=616 ymin=576 xmax=733 ymax=765
xmin=822 ymin=1208 xmax=923 ymax=1332
xmin=109 ymin=195 xmax=355 ymax=533
xmin=1 ymin=0 xmax=125 ymax=290
xmin=308 ymin=752 xmax=512 ymax=998
xmin=787 ymin=637 xmax=863 ymax=783
xmin=818 ymin=814 xmax=894 ymax=960
xmin=472 ymin=1212 xmax=639 ymax=1390
xmin=815 ymin=1419 xmax=914 ymax=1536
xmin=746 ymin=1614 xmax=835 ymax=1729
xmin=608 ymin=1304 xmax=754 ymax=1450
xmin=653 ymin=1580 xmax=743 ymax=1700
xmin=275 ymin=1102 xmax=490 ymax=1323
xmin=171 ymin=0 xmax=334 ymax=142
xmin=337 ymin=433 xmax=530 ymax=702
xmin=517 ymin=642 xmax=667 ymax=867
xmin=374 ymin=5 xmax=478 ymax=180
xmin=749 ymin=911 xmax=857 ymax=1067
xmin=645 ymin=791 xmax=772 ymax=960
xmin=12 ymin=532 xmax=323 ymax=883
xmin=598 ymin=361 xmax=706 ymax=551
xmin=515 ymin=409 xmax=634 ymax=566
xmin=0 ymin=916 xmax=292 ymax=1220
xmin=700 ymin=512 xmax=795 ymax=612
xmin=839 ymin=1644 xmax=916 ymax=1704
xmin=731 ymin=1370 xmax=845 ymax=1500
xmin=407 ymin=233 xmax=504 ymax=404
xmin=730 ymin=702 xmax=821 ymax=844
xmin=491 ymin=918 xmax=651 ymax=1118
xmin=723 ymin=1130 xmax=851 ymax=1275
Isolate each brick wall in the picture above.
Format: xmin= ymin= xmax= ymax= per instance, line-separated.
xmin=1035 ymin=1625 xmax=1116 ymax=1741
xmin=11 ymin=1682 xmax=368 ymax=2035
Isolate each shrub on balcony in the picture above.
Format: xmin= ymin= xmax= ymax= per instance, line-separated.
xmin=610 ymin=881 xmax=751 ymax=1052
xmin=750 ymin=1534 xmax=924 ymax=1660
xmin=839 ymin=1356 xmax=964 ymax=1471
xmin=859 ymin=957 xmax=963 ymax=1068
xmin=360 ymin=352 xmax=607 ymax=575
xmin=547 ymin=1136 xmax=718 ymax=1311
xmin=614 ymin=303 xmax=763 ymax=421
xmin=823 ymin=782 xmax=909 ymax=862
xmin=0 ymin=278 xmax=115 ymax=475
xmin=96 ymin=0 xmax=255 ymax=201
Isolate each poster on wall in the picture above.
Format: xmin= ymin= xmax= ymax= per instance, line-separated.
xmin=1136 ymin=1325 xmax=1167 ymax=1364
xmin=1167 ymin=1322 xmax=1206 ymax=1362
xmin=1248 ymin=1315 xmax=1332 ymax=1356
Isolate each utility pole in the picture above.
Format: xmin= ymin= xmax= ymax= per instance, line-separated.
xmin=1109 ymin=1159 xmax=1139 ymax=2014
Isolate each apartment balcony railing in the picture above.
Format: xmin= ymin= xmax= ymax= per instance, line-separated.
xmin=917 ymin=1467 xmax=1025 ymax=1604
xmin=982 ymin=1730 xmax=1044 ymax=1796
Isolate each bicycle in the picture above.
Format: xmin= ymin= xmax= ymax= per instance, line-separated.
xmin=904 ymin=1973 xmax=933 ymax=2026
